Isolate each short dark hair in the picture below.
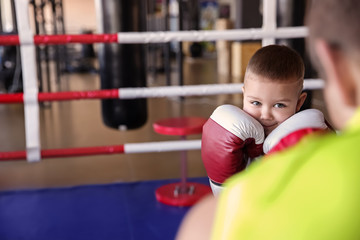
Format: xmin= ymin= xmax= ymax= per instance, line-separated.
xmin=306 ymin=0 xmax=360 ymax=57
xmin=245 ymin=45 xmax=305 ymax=82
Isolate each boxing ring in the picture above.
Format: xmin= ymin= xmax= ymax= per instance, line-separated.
xmin=0 ymin=0 xmax=324 ymax=239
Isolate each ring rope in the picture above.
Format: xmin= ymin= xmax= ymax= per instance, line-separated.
xmin=0 ymin=79 xmax=324 ymax=104
xmin=0 ymin=139 xmax=201 ymax=161
xmin=0 ymin=27 xmax=307 ymax=46
xmin=15 ymin=0 xmax=41 ymax=162
xmin=0 ymin=34 xmax=118 ymax=46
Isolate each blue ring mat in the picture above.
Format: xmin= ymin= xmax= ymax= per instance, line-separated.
xmin=0 ymin=177 xmax=210 ymax=240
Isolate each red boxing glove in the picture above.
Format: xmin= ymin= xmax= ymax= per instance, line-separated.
xmin=263 ymin=109 xmax=328 ymax=155
xmin=201 ymin=105 xmax=265 ymax=194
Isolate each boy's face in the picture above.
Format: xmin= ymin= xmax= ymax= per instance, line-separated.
xmin=243 ymin=72 xmax=307 ymax=136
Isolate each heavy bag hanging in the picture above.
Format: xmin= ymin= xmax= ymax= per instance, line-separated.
xmin=96 ymin=0 xmax=147 ymax=130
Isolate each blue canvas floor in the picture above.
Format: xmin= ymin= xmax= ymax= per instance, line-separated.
xmin=0 ymin=177 xmax=210 ymax=240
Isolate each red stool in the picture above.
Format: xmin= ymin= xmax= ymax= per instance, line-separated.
xmin=153 ymin=117 xmax=212 ymax=207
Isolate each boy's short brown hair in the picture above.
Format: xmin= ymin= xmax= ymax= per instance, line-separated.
xmin=245 ymin=45 xmax=305 ymax=83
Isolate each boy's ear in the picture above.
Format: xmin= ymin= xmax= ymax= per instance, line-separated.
xmin=242 ymin=85 xmax=245 ymax=94
xmin=296 ymin=92 xmax=307 ymax=112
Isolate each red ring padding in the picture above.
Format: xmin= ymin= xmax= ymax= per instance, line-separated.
xmin=155 ymin=182 xmax=212 ymax=207
xmin=153 ymin=117 xmax=207 ymax=136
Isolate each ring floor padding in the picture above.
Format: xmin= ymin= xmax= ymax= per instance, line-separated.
xmin=0 ymin=177 xmax=210 ymax=240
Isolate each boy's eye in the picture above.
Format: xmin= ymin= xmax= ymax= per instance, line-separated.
xmin=251 ymin=101 xmax=261 ymax=106
xmin=274 ymin=103 xmax=286 ymax=108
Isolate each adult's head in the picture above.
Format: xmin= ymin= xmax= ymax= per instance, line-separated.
xmin=242 ymin=45 xmax=307 ymax=136
xmin=306 ymin=0 xmax=360 ymax=129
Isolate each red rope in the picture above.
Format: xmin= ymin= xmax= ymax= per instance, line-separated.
xmin=0 ymin=35 xmax=19 ymax=45
xmin=0 ymin=34 xmax=118 ymax=46
xmin=38 ymin=89 xmax=119 ymax=101
xmin=0 ymin=145 xmax=125 ymax=161
xmin=0 ymin=89 xmax=119 ymax=103
xmin=0 ymin=93 xmax=23 ymax=103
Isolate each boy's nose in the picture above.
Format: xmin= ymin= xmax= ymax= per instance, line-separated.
xmin=260 ymin=107 xmax=273 ymax=120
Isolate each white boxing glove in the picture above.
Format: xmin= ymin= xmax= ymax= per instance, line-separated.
xmin=263 ymin=109 xmax=328 ymax=155
xmin=201 ymin=105 xmax=265 ymax=195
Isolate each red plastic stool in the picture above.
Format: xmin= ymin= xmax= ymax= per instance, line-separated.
xmin=153 ymin=117 xmax=212 ymax=207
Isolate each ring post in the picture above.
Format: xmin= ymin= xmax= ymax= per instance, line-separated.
xmin=14 ymin=0 xmax=41 ymax=162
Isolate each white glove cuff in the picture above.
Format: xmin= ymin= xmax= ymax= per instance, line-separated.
xmin=263 ymin=109 xmax=328 ymax=153
xmin=210 ymin=104 xmax=264 ymax=144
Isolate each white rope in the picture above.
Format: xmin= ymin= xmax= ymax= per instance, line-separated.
xmin=119 ymin=79 xmax=324 ymax=99
xmin=124 ymin=140 xmax=201 ymax=153
xmin=117 ymin=26 xmax=308 ymax=44
xmin=119 ymin=83 xmax=244 ymax=99
xmin=303 ymin=79 xmax=325 ymax=90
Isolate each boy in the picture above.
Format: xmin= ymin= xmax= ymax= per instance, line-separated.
xmin=242 ymin=45 xmax=307 ymax=136
xmin=202 ymin=45 xmax=326 ymax=195
xmin=177 ymin=0 xmax=360 ymax=239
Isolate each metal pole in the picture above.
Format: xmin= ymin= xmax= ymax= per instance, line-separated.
xmin=177 ymin=0 xmax=183 ymax=87
xmin=163 ymin=0 xmax=171 ymax=86
xmin=31 ymin=0 xmax=44 ymax=94
xmin=50 ymin=0 xmax=60 ymax=84
xmin=40 ymin=0 xmax=51 ymax=94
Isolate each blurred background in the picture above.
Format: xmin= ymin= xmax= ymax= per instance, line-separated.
xmin=0 ymin=0 xmax=326 ymax=190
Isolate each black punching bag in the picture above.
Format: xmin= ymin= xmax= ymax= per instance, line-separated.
xmin=97 ymin=0 xmax=147 ymax=130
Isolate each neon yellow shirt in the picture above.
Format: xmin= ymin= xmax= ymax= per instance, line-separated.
xmin=212 ymin=108 xmax=360 ymax=240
